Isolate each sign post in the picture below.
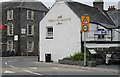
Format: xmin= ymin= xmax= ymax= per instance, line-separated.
xmin=81 ymin=15 xmax=90 ymax=67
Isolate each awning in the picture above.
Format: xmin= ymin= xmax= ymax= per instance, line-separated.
xmin=89 ymin=49 xmax=97 ymax=54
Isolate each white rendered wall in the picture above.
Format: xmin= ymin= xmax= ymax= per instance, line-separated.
xmin=40 ymin=2 xmax=81 ymax=62
xmin=113 ymin=29 xmax=120 ymax=41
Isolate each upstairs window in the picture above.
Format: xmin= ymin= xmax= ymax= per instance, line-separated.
xmin=27 ymin=10 xmax=34 ymax=20
xmin=7 ymin=10 xmax=13 ymax=20
xmin=7 ymin=23 xmax=14 ymax=35
xmin=27 ymin=24 xmax=34 ymax=35
xmin=46 ymin=27 xmax=53 ymax=39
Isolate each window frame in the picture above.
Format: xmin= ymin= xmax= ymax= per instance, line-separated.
xmin=7 ymin=23 xmax=14 ymax=36
xmin=27 ymin=10 xmax=34 ymax=20
xmin=7 ymin=10 xmax=13 ymax=20
xmin=7 ymin=40 xmax=13 ymax=51
xmin=27 ymin=24 xmax=34 ymax=36
xmin=46 ymin=26 xmax=53 ymax=39
xmin=27 ymin=41 xmax=34 ymax=53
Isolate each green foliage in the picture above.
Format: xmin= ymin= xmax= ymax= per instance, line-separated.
xmin=63 ymin=52 xmax=90 ymax=61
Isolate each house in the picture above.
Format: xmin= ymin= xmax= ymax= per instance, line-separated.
xmin=39 ymin=0 xmax=120 ymax=62
xmin=0 ymin=0 xmax=48 ymax=56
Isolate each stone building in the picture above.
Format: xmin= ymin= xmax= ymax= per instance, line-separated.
xmin=0 ymin=1 xmax=48 ymax=56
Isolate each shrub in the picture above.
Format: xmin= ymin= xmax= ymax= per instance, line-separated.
xmin=63 ymin=52 xmax=90 ymax=61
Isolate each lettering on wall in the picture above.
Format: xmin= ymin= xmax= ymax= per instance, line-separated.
xmin=48 ymin=15 xmax=71 ymax=25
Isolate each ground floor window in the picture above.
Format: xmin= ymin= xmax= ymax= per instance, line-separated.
xmin=7 ymin=40 xmax=13 ymax=51
xmin=27 ymin=41 xmax=34 ymax=53
xmin=98 ymin=35 xmax=105 ymax=39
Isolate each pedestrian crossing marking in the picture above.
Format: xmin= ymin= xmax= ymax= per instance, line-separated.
xmin=4 ymin=71 xmax=15 ymax=73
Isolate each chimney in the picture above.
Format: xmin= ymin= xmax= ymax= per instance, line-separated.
xmin=108 ymin=6 xmax=116 ymax=11
xmin=93 ymin=0 xmax=104 ymax=11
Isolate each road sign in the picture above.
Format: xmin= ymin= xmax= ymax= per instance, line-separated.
xmin=81 ymin=16 xmax=90 ymax=32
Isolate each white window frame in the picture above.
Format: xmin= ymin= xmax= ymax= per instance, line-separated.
xmin=27 ymin=10 xmax=34 ymax=20
xmin=7 ymin=23 xmax=14 ymax=36
xmin=46 ymin=26 xmax=53 ymax=39
xmin=27 ymin=24 xmax=34 ymax=35
xmin=7 ymin=10 xmax=13 ymax=20
xmin=27 ymin=41 xmax=34 ymax=53
xmin=7 ymin=40 xmax=13 ymax=51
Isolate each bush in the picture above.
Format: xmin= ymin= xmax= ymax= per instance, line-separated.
xmin=63 ymin=52 xmax=90 ymax=61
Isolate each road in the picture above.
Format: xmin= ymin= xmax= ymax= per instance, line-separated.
xmin=1 ymin=56 xmax=119 ymax=77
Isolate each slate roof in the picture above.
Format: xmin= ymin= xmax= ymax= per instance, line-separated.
xmin=66 ymin=2 xmax=116 ymax=29
xmin=2 ymin=2 xmax=48 ymax=12
xmin=107 ymin=10 xmax=120 ymax=29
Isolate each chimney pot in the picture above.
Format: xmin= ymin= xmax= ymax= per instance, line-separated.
xmin=108 ymin=5 xmax=116 ymax=11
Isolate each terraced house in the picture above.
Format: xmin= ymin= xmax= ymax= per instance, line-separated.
xmin=0 ymin=1 xmax=48 ymax=56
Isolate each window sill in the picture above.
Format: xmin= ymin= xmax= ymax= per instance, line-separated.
xmin=27 ymin=35 xmax=34 ymax=36
xmin=27 ymin=19 xmax=34 ymax=21
xmin=7 ymin=35 xmax=13 ymax=36
xmin=46 ymin=37 xmax=53 ymax=39
xmin=7 ymin=19 xmax=13 ymax=21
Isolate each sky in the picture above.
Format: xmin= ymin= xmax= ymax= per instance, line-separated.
xmin=0 ymin=0 xmax=120 ymax=10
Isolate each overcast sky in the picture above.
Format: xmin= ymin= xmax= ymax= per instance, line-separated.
xmin=0 ymin=0 xmax=120 ymax=10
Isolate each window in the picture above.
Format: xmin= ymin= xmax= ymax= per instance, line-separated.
xmin=46 ymin=27 xmax=53 ymax=39
xmin=27 ymin=41 xmax=34 ymax=52
xmin=7 ymin=23 xmax=14 ymax=35
xmin=7 ymin=40 xmax=13 ymax=51
xmin=27 ymin=24 xmax=34 ymax=35
xmin=98 ymin=35 xmax=105 ymax=39
xmin=7 ymin=10 xmax=13 ymax=20
xmin=27 ymin=10 xmax=34 ymax=20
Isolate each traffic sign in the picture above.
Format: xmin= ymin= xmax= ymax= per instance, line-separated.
xmin=81 ymin=16 xmax=90 ymax=32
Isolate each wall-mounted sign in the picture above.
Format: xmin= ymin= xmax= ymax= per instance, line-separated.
xmin=48 ymin=15 xmax=71 ymax=25
xmin=21 ymin=29 xmax=26 ymax=34
xmin=94 ymin=30 xmax=107 ymax=35
xmin=14 ymin=35 xmax=18 ymax=41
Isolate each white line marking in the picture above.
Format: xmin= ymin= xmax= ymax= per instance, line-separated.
xmin=4 ymin=71 xmax=15 ymax=73
xmin=51 ymin=67 xmax=59 ymax=70
xmin=9 ymin=65 xmax=17 ymax=69
xmin=8 ymin=60 xmax=17 ymax=62
xmin=24 ymin=70 xmax=42 ymax=75
xmin=5 ymin=62 xmax=7 ymax=65
xmin=29 ymin=67 xmax=38 ymax=69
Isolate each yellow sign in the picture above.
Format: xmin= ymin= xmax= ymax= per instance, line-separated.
xmin=81 ymin=16 xmax=90 ymax=32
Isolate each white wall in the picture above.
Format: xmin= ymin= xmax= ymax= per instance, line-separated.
xmin=40 ymin=2 xmax=81 ymax=62
xmin=113 ymin=29 xmax=120 ymax=41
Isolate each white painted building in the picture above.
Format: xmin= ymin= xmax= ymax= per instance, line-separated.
xmin=39 ymin=0 xmax=119 ymax=62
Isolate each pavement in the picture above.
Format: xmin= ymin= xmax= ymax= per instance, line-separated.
xmin=34 ymin=61 xmax=119 ymax=73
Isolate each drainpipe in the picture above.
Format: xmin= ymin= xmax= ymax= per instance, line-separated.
xmin=111 ymin=29 xmax=113 ymax=41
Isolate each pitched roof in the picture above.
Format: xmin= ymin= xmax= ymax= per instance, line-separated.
xmin=66 ymin=2 xmax=116 ymax=29
xmin=107 ymin=10 xmax=120 ymax=29
xmin=2 ymin=2 xmax=48 ymax=12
